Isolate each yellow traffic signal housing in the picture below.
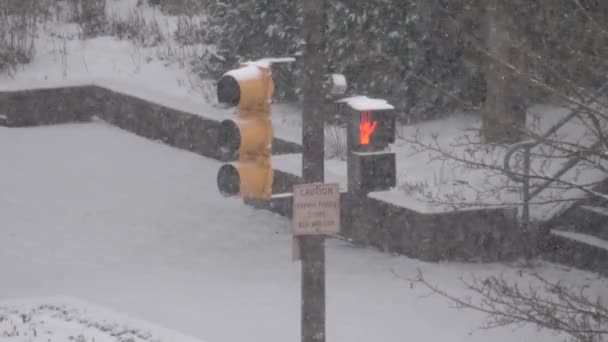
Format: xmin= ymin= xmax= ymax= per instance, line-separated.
xmin=216 ymin=64 xmax=275 ymax=200
xmin=217 ymin=64 xmax=274 ymax=112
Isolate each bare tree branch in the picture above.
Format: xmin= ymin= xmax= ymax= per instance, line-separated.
xmin=407 ymin=269 xmax=608 ymax=342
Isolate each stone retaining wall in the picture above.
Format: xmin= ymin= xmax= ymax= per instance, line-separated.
xmin=258 ymin=191 xmax=521 ymax=261
xmin=0 ymin=86 xmax=302 ymax=159
xmin=0 ymin=87 xmax=96 ymax=126
xmin=541 ymin=233 xmax=608 ymax=277
xmin=344 ymin=196 xmax=521 ymax=261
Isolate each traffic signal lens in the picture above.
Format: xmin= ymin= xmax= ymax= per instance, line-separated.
xmin=217 ymin=164 xmax=240 ymax=197
xmin=217 ymin=75 xmax=240 ymax=106
xmin=218 ymin=119 xmax=241 ymax=155
xmin=360 ymin=111 xmax=378 ymax=145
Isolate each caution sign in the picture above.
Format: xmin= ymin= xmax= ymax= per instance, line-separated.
xmin=293 ymin=183 xmax=340 ymax=236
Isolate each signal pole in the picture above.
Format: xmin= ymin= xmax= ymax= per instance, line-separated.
xmin=300 ymin=0 xmax=326 ymax=341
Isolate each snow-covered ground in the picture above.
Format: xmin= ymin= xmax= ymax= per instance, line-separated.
xmin=0 ymin=297 xmax=206 ymax=342
xmin=1 ymin=122 xmax=606 ymax=342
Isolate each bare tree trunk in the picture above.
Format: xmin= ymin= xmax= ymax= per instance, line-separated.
xmin=482 ymin=0 xmax=526 ymax=144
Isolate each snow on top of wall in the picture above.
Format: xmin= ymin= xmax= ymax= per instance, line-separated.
xmin=551 ymin=230 xmax=608 ymax=251
xmin=337 ymin=96 xmax=395 ymax=111
xmin=368 ymin=188 xmax=512 ymax=214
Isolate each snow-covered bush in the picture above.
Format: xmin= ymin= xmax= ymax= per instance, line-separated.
xmin=67 ymin=0 xmax=108 ymax=38
xmin=0 ymin=0 xmax=42 ymax=75
xmin=107 ymin=8 xmax=164 ymax=47
xmin=0 ymin=15 xmax=36 ymax=75
xmin=201 ymin=0 xmax=482 ymax=121
xmin=201 ymin=0 xmax=607 ymax=123
xmin=157 ymin=0 xmax=207 ymax=15
xmin=174 ymin=15 xmax=208 ymax=46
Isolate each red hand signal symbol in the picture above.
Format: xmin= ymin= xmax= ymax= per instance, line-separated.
xmin=360 ymin=111 xmax=378 ymax=145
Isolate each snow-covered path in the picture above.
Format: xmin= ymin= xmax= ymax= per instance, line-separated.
xmin=0 ymin=122 xmax=593 ymax=342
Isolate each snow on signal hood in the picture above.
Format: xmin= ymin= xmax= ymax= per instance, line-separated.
xmin=224 ymin=65 xmax=263 ymax=81
xmin=225 ymin=57 xmax=296 ymax=81
xmin=337 ymin=96 xmax=395 ymax=111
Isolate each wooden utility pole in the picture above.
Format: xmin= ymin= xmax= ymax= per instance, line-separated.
xmin=300 ymin=0 xmax=326 ymax=341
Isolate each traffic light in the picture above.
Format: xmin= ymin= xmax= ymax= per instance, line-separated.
xmin=339 ymin=96 xmax=397 ymax=193
xmin=216 ymin=63 xmax=275 ymax=200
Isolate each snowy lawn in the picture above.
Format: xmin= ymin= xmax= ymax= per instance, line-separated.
xmin=0 ymin=297 xmax=205 ymax=342
xmin=0 ymin=122 xmax=605 ymax=342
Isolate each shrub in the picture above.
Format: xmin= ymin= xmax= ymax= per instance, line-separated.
xmin=108 ymin=8 xmax=164 ymax=47
xmin=67 ymin=0 xmax=107 ymax=38
xmin=174 ymin=15 xmax=207 ymax=46
xmin=202 ymin=0 xmax=608 ymax=123
xmin=0 ymin=0 xmax=40 ymax=75
xmin=158 ymin=0 xmax=206 ymax=15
